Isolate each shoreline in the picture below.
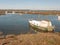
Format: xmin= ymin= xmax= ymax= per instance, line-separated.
xmin=0 ymin=10 xmax=60 ymax=15
xmin=0 ymin=32 xmax=60 ymax=45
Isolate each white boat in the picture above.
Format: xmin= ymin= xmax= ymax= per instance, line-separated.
xmin=20 ymin=13 xmax=23 ymax=15
xmin=58 ymin=16 xmax=60 ymax=20
xmin=29 ymin=20 xmax=54 ymax=32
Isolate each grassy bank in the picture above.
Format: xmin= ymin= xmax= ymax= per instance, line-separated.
xmin=0 ymin=32 xmax=60 ymax=45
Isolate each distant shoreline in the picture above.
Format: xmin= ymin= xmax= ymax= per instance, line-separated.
xmin=0 ymin=9 xmax=60 ymax=15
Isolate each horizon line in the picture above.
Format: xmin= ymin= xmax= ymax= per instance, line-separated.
xmin=0 ymin=9 xmax=60 ymax=11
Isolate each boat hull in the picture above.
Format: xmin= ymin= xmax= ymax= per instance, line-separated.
xmin=29 ymin=23 xmax=54 ymax=32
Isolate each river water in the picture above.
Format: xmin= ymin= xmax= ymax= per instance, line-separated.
xmin=0 ymin=14 xmax=60 ymax=35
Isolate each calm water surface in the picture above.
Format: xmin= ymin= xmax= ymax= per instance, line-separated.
xmin=0 ymin=14 xmax=60 ymax=35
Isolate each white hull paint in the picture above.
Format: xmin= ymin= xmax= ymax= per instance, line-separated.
xmin=29 ymin=20 xmax=54 ymax=32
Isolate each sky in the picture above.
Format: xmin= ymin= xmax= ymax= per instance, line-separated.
xmin=0 ymin=0 xmax=60 ymax=10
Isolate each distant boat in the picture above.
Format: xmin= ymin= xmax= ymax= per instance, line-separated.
xmin=20 ymin=13 xmax=23 ymax=15
xmin=58 ymin=16 xmax=60 ymax=20
xmin=29 ymin=20 xmax=55 ymax=32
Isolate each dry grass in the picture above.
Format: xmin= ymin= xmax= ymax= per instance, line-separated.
xmin=0 ymin=32 xmax=60 ymax=45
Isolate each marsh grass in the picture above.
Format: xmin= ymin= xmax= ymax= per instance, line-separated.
xmin=0 ymin=32 xmax=60 ymax=45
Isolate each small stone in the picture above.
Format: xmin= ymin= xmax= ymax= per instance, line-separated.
xmin=0 ymin=36 xmax=5 ymax=39
xmin=6 ymin=34 xmax=15 ymax=38
xmin=0 ymin=32 xmax=3 ymax=35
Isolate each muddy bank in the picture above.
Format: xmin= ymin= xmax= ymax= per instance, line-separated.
xmin=0 ymin=32 xmax=60 ymax=45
